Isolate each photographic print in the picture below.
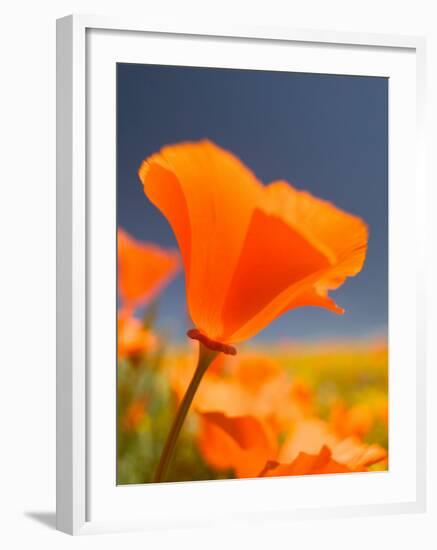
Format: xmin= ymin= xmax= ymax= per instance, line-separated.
xmin=116 ymin=63 xmax=388 ymax=485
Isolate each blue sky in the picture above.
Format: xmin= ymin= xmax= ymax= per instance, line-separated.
xmin=117 ymin=63 xmax=388 ymax=344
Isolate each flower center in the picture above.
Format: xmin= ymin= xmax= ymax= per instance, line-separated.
xmin=187 ymin=329 xmax=237 ymax=355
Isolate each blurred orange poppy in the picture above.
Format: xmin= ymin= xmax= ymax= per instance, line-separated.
xmin=330 ymin=401 xmax=375 ymax=439
xmin=139 ymin=140 xmax=368 ymax=353
xmin=198 ymin=412 xmax=386 ymax=478
xmin=199 ymin=412 xmax=278 ymax=478
xmin=170 ymin=352 xmax=312 ymax=432
xmin=260 ymin=445 xmax=351 ymax=477
xmin=117 ymin=314 xmax=158 ymax=359
xmin=118 ymin=228 xmax=179 ymax=312
xmin=278 ymin=418 xmax=386 ymax=471
xmin=121 ymin=398 xmax=148 ymax=432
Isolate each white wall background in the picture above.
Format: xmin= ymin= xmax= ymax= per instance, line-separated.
xmin=0 ymin=0 xmax=435 ymax=548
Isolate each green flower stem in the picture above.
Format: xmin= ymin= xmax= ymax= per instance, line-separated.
xmin=153 ymin=342 xmax=218 ymax=483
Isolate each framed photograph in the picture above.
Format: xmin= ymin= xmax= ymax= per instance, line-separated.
xmin=56 ymin=14 xmax=427 ymax=535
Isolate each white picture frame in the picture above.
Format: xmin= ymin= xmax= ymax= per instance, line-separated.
xmin=56 ymin=14 xmax=427 ymax=535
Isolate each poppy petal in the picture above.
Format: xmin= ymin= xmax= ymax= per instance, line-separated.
xmin=224 ymin=182 xmax=367 ymax=343
xmin=260 ymin=446 xmax=351 ymax=477
xmin=199 ymin=412 xmax=278 ymax=478
xmin=279 ymin=418 xmax=386 ymax=471
xmin=280 ymin=287 xmax=344 ymax=315
xmin=117 ymin=228 xmax=179 ymax=310
xmin=332 ymin=438 xmax=387 ymax=470
xmin=221 ymin=207 xmax=331 ymax=341
xmin=139 ymin=141 xmax=262 ymax=341
xmin=265 ymin=181 xmax=368 ymax=269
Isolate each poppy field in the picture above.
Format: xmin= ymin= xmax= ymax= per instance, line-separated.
xmin=117 ymin=327 xmax=388 ymax=484
xmin=116 ymin=140 xmax=388 ymax=484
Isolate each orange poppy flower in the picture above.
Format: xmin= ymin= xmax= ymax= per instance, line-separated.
xmin=198 ymin=412 xmax=386 ymax=479
xmin=117 ymin=314 xmax=158 ymax=359
xmin=260 ymin=446 xmax=351 ymax=477
xmin=121 ymin=398 xmax=148 ymax=432
xmin=118 ymin=228 xmax=179 ymax=312
xmin=329 ymin=401 xmax=375 ymax=439
xmin=199 ymin=412 xmax=278 ymax=478
xmin=169 ymin=352 xmax=311 ymax=432
xmin=278 ymin=418 xmax=386 ymax=471
xmin=139 ymin=140 xmax=368 ymax=352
